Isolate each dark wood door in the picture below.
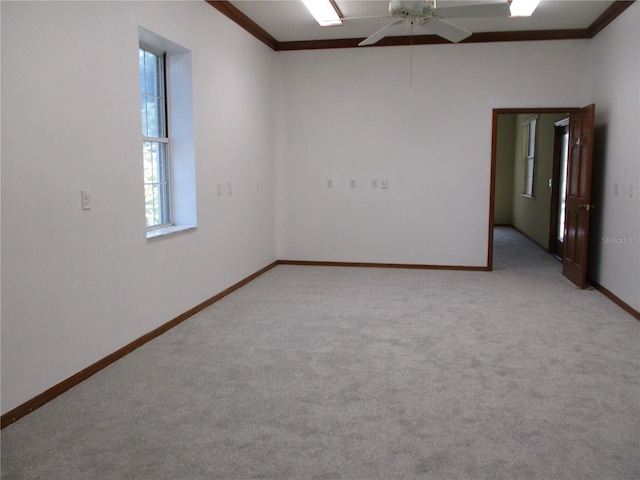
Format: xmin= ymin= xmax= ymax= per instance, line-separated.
xmin=562 ymin=104 xmax=595 ymax=288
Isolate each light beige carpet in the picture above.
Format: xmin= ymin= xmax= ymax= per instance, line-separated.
xmin=2 ymin=227 xmax=638 ymax=479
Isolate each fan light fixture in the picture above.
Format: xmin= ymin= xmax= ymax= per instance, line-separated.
xmin=301 ymin=0 xmax=342 ymax=26
xmin=510 ymin=0 xmax=541 ymax=17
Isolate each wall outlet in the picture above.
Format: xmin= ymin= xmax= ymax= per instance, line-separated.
xmin=327 ymin=179 xmax=333 ymax=189
xmin=381 ymin=179 xmax=389 ymax=189
xmin=372 ymin=179 xmax=378 ymax=189
xmin=350 ymin=179 xmax=356 ymax=189
xmin=614 ymin=182 xmax=619 ymax=195
xmin=81 ymin=189 xmax=91 ymax=210
xmin=630 ymin=184 xmax=634 ymax=197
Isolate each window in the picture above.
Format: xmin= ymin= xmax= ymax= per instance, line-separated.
xmin=523 ymin=116 xmax=538 ymax=197
xmin=138 ymin=28 xmax=197 ymax=239
xmin=140 ymin=47 xmax=170 ymax=228
xmin=557 ymin=125 xmax=569 ymax=242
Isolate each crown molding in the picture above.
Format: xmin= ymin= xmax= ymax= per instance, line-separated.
xmin=206 ymin=0 xmax=279 ymax=50
xmin=208 ymin=0 xmax=635 ymax=51
xmin=587 ymin=0 xmax=635 ymax=36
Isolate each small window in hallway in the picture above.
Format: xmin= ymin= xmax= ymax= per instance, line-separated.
xmin=523 ymin=115 xmax=538 ymax=197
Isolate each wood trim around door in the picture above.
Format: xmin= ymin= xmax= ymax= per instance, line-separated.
xmin=548 ymin=117 xmax=571 ymax=256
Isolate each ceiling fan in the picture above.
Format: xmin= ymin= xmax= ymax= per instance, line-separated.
xmin=347 ymin=0 xmax=512 ymax=46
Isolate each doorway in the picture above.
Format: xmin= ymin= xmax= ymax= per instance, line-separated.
xmin=488 ymin=106 xmax=596 ymax=288
xmin=549 ymin=118 xmax=570 ymax=259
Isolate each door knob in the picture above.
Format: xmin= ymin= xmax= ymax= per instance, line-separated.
xmin=579 ymin=204 xmax=594 ymax=211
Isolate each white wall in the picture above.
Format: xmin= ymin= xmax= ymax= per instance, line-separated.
xmin=275 ymin=40 xmax=591 ymax=266
xmin=3 ymin=0 xmax=638 ymax=418
xmin=588 ymin=1 xmax=640 ymax=311
xmin=1 ymin=1 xmax=277 ymax=414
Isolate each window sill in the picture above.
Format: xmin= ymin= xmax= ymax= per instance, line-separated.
xmin=146 ymin=224 xmax=196 ymax=240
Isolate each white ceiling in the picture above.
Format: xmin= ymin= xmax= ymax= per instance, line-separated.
xmin=227 ymin=0 xmax=617 ymax=43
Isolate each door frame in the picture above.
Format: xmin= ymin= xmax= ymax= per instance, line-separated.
xmin=487 ymin=107 xmax=581 ymax=270
xmin=549 ymin=117 xmax=570 ymax=258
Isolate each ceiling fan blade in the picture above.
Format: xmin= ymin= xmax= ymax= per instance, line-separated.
xmin=423 ymin=18 xmax=471 ymax=43
xmin=342 ymin=15 xmax=394 ymax=22
xmin=359 ymin=19 xmax=404 ymax=46
xmin=435 ymin=1 xmax=511 ymax=19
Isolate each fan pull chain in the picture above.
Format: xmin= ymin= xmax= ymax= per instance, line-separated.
xmin=409 ymin=21 xmax=414 ymax=95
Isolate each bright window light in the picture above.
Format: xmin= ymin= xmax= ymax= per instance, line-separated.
xmin=301 ymin=0 xmax=342 ymax=26
xmin=510 ymin=0 xmax=541 ymax=17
